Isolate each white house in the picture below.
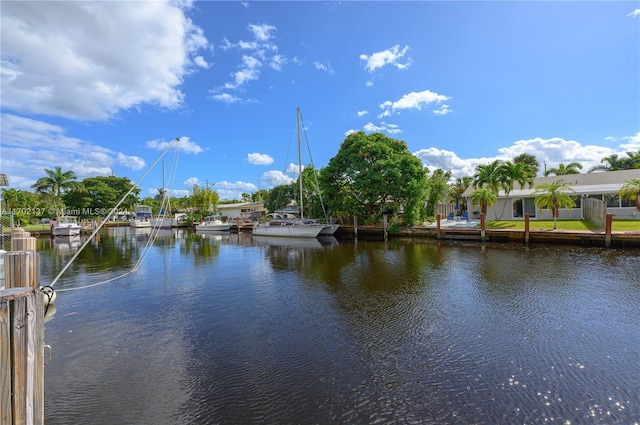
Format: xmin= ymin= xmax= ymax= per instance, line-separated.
xmin=462 ymin=169 xmax=640 ymax=221
xmin=217 ymin=201 xmax=266 ymax=223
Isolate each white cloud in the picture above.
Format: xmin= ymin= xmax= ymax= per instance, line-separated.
xmin=379 ymin=90 xmax=451 ymax=117
xmin=193 ymin=56 xmax=210 ymax=69
xmin=146 ymin=136 xmax=203 ymax=154
xmin=365 ymin=80 xmax=374 ymax=87
xmin=0 ymin=113 xmax=149 ymax=188
xmin=213 ymin=180 xmax=259 ymax=200
xmin=1 ymin=1 xmax=208 ymax=120
xmin=116 ymin=153 xmax=146 ymax=171
xmin=314 ymin=61 xmax=335 ymax=74
xmin=356 ymin=110 xmax=368 ymax=117
xmin=413 ymin=135 xmax=640 ymax=178
xmin=210 ymin=92 xmax=256 ymax=104
xmin=345 ymin=129 xmax=358 ymax=136
xmin=183 ymin=177 xmax=200 ymax=186
xmin=627 ymin=9 xmax=640 ymax=17
xmin=360 ymin=45 xmax=412 ymax=73
xmin=618 ymin=131 xmax=640 ymax=151
xmin=247 ymin=153 xmax=274 ymax=165
xmin=263 ymin=170 xmax=294 ymax=186
xmin=270 ymin=55 xmax=287 ymax=71
xmin=248 ymin=23 xmax=276 ymax=42
xmin=363 ymin=121 xmax=402 ymax=135
xmin=215 ymin=23 xmax=281 ymax=94
xmin=286 ymin=163 xmax=303 ymax=175
xmin=433 ymin=104 xmax=453 ymax=116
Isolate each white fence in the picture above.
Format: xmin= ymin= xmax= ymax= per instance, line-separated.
xmin=583 ymin=197 xmax=606 ymax=229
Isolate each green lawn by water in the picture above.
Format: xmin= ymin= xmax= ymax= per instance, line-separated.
xmin=485 ymin=219 xmax=640 ymax=232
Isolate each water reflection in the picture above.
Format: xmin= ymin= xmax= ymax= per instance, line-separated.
xmin=40 ymin=230 xmax=640 ymax=424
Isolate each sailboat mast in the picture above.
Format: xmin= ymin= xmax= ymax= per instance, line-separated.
xmin=297 ymin=107 xmax=304 ymax=218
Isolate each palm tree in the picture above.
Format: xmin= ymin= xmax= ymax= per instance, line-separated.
xmin=589 ymin=154 xmax=626 ymax=172
xmin=624 ymin=150 xmax=640 ymax=169
xmin=619 ymin=178 xmax=640 ymax=211
xmin=469 ymin=187 xmax=497 ymax=216
xmin=544 ymin=162 xmax=583 ymax=176
xmin=31 ymin=166 xmax=78 ymax=197
xmin=513 ymin=153 xmax=541 ymax=177
xmin=534 ymin=179 xmax=576 ymax=229
xmin=472 ymin=160 xmax=507 ymax=195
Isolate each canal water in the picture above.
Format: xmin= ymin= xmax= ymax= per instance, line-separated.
xmin=39 ymin=228 xmax=638 ymax=424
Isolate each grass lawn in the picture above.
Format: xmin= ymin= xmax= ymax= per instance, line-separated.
xmin=485 ymin=219 xmax=640 ymax=232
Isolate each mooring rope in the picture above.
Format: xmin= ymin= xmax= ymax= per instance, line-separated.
xmin=47 ymin=137 xmax=181 ymax=292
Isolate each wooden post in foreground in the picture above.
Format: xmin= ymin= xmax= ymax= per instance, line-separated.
xmin=480 ymin=213 xmax=486 ymax=240
xmin=4 ymin=251 xmax=40 ymax=290
xmin=0 ymin=287 xmax=45 ymax=425
xmin=436 ymin=214 xmax=441 ymax=240
xmin=383 ymin=214 xmax=388 ymax=242
xmin=524 ymin=213 xmax=530 ymax=244
xmin=604 ymin=213 xmax=613 ymax=248
xmin=353 ymin=216 xmax=358 ymax=240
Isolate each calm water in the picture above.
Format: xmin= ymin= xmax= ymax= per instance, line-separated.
xmin=38 ymin=228 xmax=639 ymax=424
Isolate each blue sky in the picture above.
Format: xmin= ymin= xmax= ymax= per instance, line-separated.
xmin=1 ymin=1 xmax=639 ymax=201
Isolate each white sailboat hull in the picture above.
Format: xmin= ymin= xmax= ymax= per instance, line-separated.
xmin=253 ymin=223 xmax=324 ymax=238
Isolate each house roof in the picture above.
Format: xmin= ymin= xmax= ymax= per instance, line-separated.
xmin=462 ymin=169 xmax=640 ymax=198
xmin=218 ymin=201 xmax=265 ymax=210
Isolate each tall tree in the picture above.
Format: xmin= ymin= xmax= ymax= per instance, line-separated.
xmin=31 ymin=166 xmax=79 ymax=197
xmin=588 ymin=154 xmax=626 ymax=172
xmin=472 ymin=160 xmax=507 ymax=195
xmin=320 ymin=132 xmax=427 ymax=225
xmin=534 ymin=179 xmax=576 ymax=229
xmin=191 ymin=184 xmax=219 ymax=217
xmin=63 ymin=176 xmax=139 ymax=215
xmin=469 ymin=187 xmax=497 ymax=216
xmin=544 ymin=162 xmax=583 ymax=176
xmin=425 ymin=168 xmax=452 ymax=217
xmin=619 ymin=178 xmax=640 ymax=211
xmin=497 ymin=161 xmax=535 ymax=219
xmin=266 ymin=184 xmax=296 ymax=213
xmin=513 ymin=153 xmax=540 ymax=176
xmin=623 ymin=150 xmax=640 ymax=169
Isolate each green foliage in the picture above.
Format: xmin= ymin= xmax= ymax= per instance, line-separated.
xmin=319 ymin=132 xmax=427 ymax=226
xmin=619 ymin=178 xmax=640 ymax=211
xmin=543 ymin=162 xmax=583 ymax=176
xmin=191 ymin=184 xmax=220 ymax=218
xmin=266 ymin=184 xmax=296 ymax=213
xmin=513 ymin=153 xmax=540 ymax=176
xmin=469 ymin=187 xmax=497 ymax=215
xmin=63 ymin=175 xmax=139 ymax=216
xmin=589 ymin=151 xmax=640 ymax=172
xmin=534 ymin=179 xmax=576 ymax=229
xmin=425 ymin=169 xmax=452 ymax=217
xmin=31 ymin=166 xmax=79 ymax=196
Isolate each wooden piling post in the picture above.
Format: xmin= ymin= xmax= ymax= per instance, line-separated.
xmin=383 ymin=214 xmax=388 ymax=242
xmin=524 ymin=213 xmax=530 ymax=244
xmin=4 ymin=251 xmax=41 ymax=290
xmin=0 ymin=287 xmax=45 ymax=425
xmin=480 ymin=213 xmax=486 ymax=240
xmin=436 ymin=214 xmax=441 ymax=240
xmin=11 ymin=237 xmax=37 ymax=251
xmin=353 ymin=216 xmax=358 ymax=239
xmin=604 ymin=213 xmax=613 ymax=248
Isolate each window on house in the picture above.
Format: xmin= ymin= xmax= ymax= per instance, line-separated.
xmin=604 ymin=194 xmax=620 ymax=208
xmin=513 ymin=198 xmax=536 ymax=218
xmin=621 ymin=197 xmax=637 ymax=208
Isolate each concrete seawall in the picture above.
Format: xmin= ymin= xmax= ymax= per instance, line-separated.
xmin=334 ymin=225 xmax=640 ymax=248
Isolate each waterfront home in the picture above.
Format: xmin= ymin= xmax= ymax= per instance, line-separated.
xmin=217 ymin=201 xmax=266 ymax=223
xmin=462 ymin=169 xmax=640 ymax=221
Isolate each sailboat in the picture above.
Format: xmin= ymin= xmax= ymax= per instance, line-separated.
xmin=151 ymin=161 xmax=173 ymax=228
xmin=253 ymin=107 xmax=335 ymax=238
